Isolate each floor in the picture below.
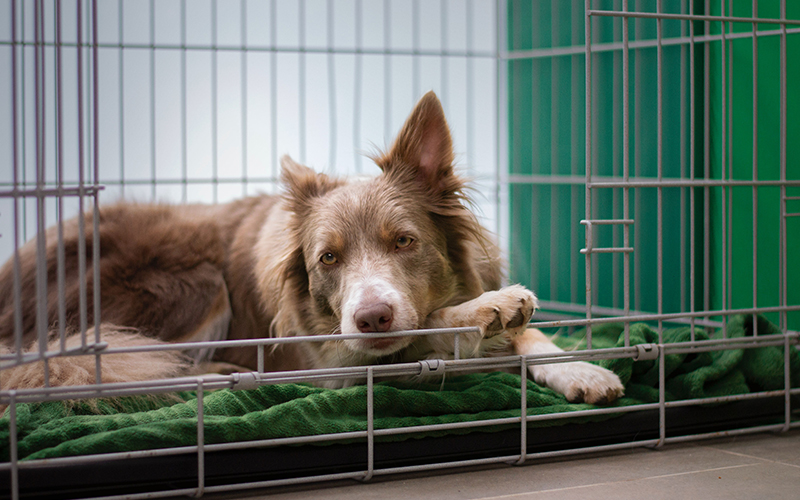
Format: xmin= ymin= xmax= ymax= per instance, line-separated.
xmin=207 ymin=429 xmax=800 ymax=499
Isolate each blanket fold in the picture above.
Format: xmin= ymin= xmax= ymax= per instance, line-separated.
xmin=1 ymin=314 xmax=796 ymax=462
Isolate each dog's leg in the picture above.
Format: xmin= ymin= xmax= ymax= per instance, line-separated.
xmin=423 ymin=284 xmax=537 ymax=358
xmin=513 ymin=328 xmax=624 ymax=404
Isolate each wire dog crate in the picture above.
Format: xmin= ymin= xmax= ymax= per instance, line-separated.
xmin=0 ymin=0 xmax=799 ymax=499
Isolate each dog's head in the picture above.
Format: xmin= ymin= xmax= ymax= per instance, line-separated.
xmin=265 ymin=92 xmax=497 ymax=364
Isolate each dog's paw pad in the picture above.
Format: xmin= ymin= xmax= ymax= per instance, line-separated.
xmin=485 ymin=308 xmax=504 ymax=334
xmin=506 ymin=309 xmax=527 ymax=329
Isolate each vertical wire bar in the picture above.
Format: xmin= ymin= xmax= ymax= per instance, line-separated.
xmin=353 ymin=0 xmax=362 ymax=173
xmin=383 ymin=0 xmax=391 ymax=141
xmin=633 ymin=0 xmax=641 ymax=314
xmin=779 ymin=0 xmax=787 ymax=333
xmin=622 ymin=0 xmax=630 ymax=346
xmin=703 ymin=0 xmax=710 ymax=327
xmin=11 ymin=0 xmax=24 ymax=363
xmin=34 ymin=0 xmax=51 ymax=386
xmin=726 ymin=0 xmax=733 ymax=334
xmin=495 ymin=0 xmax=509 ymax=258
xmin=9 ymin=392 xmax=18 ymax=500
xmin=241 ymin=0 xmax=248 ymax=195
xmin=657 ymin=343 xmax=666 ymax=447
xmin=298 ymin=0 xmax=306 ymax=165
xmin=149 ymin=0 xmax=156 ymax=200
xmin=181 ymin=0 xmax=189 ymax=203
xmin=612 ymin=2 xmax=620 ymax=314
xmin=270 ymin=0 xmax=277 ymax=182
xmin=20 ymin=0 xmax=27 ymax=244
xmin=77 ymin=0 xmax=88 ymax=349
xmin=516 ymin=355 xmax=527 ymax=465
xmin=785 ymin=333 xmax=791 ymax=431
xmin=327 ymin=0 xmax=336 ymax=170
xmin=440 ymin=0 xmax=448 ymax=113
xmin=779 ymin=0 xmax=790 ymax=430
xmin=411 ymin=0 xmax=419 ymax=100
xmin=752 ymin=0 xmax=758 ymax=336
xmin=453 ymin=333 xmax=460 ymax=360
xmin=585 ymin=0 xmax=593 ymax=349
xmin=720 ymin=0 xmax=727 ymax=339
xmin=550 ymin=1 xmax=560 ymax=304
xmin=118 ymin=0 xmax=125 ymax=198
xmin=56 ymin=0 xmax=67 ymax=353
xmin=365 ymin=367 xmax=375 ymax=481
xmin=465 ymin=0 xmax=474 ymax=173
xmin=181 ymin=0 xmax=187 ymax=202
xmin=92 ymin=0 xmax=102 ymax=382
xmin=571 ymin=3 xmax=581 ymax=308
xmin=195 ymin=379 xmax=205 ymax=497
xmin=257 ymin=345 xmax=264 ymax=373
xmin=680 ymin=0 xmax=688 ymax=317
xmin=531 ymin=2 xmax=540 ymax=301
xmin=657 ymin=0 xmax=664 ymax=342
xmin=211 ymin=0 xmax=218 ymax=202
xmin=689 ymin=0 xmax=696 ymax=340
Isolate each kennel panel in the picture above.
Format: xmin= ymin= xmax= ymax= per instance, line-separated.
xmin=508 ymin=0 xmax=799 ymax=333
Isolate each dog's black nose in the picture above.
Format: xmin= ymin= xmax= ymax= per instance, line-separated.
xmin=355 ymin=303 xmax=393 ymax=333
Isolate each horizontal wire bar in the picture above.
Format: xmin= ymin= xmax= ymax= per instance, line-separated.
xmin=0 ymin=39 xmax=496 ymax=58
xmin=0 ymin=177 xmax=279 ymax=188
xmin=589 ymin=179 xmax=800 ymax=188
xmin=0 ymin=185 xmax=104 ymax=198
xmin=508 ymin=174 xmax=800 ymax=188
xmin=662 ymin=389 xmax=799 ymax=408
xmin=588 ymin=10 xmax=800 ymax=26
xmin=531 ymin=305 xmax=800 ymax=330
xmin=0 ymin=430 xmax=370 ymax=471
xmin=663 ymin=423 xmax=792 ymax=445
xmin=0 ymin=326 xmax=480 ymax=366
xmin=533 ymin=301 xmax=778 ymax=329
xmin=580 ymin=247 xmax=634 ymax=254
xmin=582 ymin=219 xmax=634 ymax=225
xmin=524 ymin=438 xmax=662 ymax=461
xmin=503 ymin=27 xmax=800 ymax=61
xmin=526 ymin=403 xmax=661 ymax=423
xmin=374 ymin=454 xmax=524 ymax=476
xmin=201 ymin=471 xmax=369 ymax=494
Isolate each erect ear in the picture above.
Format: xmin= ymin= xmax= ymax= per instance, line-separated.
xmin=280 ymin=155 xmax=343 ymax=217
xmin=373 ymin=91 xmax=456 ymax=194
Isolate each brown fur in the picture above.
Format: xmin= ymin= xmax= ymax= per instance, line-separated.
xmin=0 ymin=92 xmax=624 ymax=404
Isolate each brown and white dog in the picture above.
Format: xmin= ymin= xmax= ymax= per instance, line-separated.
xmin=0 ymin=92 xmax=623 ymax=404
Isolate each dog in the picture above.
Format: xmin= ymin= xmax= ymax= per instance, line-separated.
xmin=0 ymin=92 xmax=624 ymax=405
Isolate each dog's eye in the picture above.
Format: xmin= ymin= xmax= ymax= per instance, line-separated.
xmin=320 ymin=252 xmax=338 ymax=265
xmin=395 ymin=236 xmax=414 ymax=250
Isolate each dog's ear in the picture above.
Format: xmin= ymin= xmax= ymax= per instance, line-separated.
xmin=280 ymin=156 xmax=343 ymax=216
xmin=373 ymin=91 xmax=457 ymax=194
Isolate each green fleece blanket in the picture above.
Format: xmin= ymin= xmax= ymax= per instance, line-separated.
xmin=1 ymin=315 xmax=797 ymax=462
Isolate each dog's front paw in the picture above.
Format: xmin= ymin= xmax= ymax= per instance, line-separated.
xmin=471 ymin=285 xmax=537 ymax=338
xmin=530 ymin=361 xmax=624 ymax=404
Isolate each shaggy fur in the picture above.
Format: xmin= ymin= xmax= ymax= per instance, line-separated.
xmin=0 ymin=92 xmax=624 ymax=405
